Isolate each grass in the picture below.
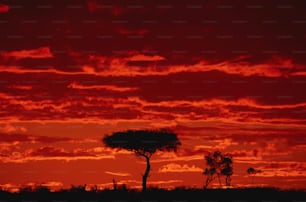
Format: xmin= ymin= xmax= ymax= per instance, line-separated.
xmin=0 ymin=187 xmax=305 ymax=202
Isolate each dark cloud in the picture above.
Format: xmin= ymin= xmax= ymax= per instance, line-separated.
xmin=137 ymin=71 xmax=306 ymax=104
xmin=173 ymin=125 xmax=306 ymax=149
xmin=0 ymin=68 xmax=305 ymax=125
xmin=0 ymin=0 xmax=306 ymax=65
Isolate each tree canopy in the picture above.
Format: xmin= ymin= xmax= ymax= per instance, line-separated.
xmin=103 ymin=129 xmax=181 ymax=157
xmin=247 ymin=167 xmax=262 ymax=185
xmin=247 ymin=167 xmax=262 ymax=175
xmin=203 ymin=151 xmax=233 ymax=188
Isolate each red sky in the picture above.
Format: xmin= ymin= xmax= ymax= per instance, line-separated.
xmin=0 ymin=0 xmax=306 ymax=191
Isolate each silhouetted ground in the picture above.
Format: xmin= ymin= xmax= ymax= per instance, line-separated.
xmin=0 ymin=187 xmax=305 ymax=202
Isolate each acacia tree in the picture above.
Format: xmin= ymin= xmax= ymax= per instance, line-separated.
xmin=103 ymin=129 xmax=181 ymax=192
xmin=203 ymin=151 xmax=233 ymax=188
xmin=247 ymin=167 xmax=262 ymax=185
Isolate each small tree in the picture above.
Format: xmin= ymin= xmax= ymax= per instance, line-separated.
xmin=103 ymin=129 xmax=181 ymax=192
xmin=221 ymin=156 xmax=233 ymax=187
xmin=203 ymin=151 xmax=233 ymax=188
xmin=247 ymin=167 xmax=262 ymax=185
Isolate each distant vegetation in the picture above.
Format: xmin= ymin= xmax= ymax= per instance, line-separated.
xmin=0 ymin=186 xmax=305 ymax=202
xmin=203 ymin=151 xmax=233 ymax=188
xmin=247 ymin=167 xmax=262 ymax=184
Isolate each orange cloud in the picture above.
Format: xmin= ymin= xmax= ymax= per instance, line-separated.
xmin=4 ymin=89 xmax=306 ymax=124
xmin=0 ymin=52 xmax=304 ymax=78
xmin=0 ymin=65 xmax=82 ymax=75
xmin=0 ymin=183 xmax=20 ymax=193
xmin=40 ymin=181 xmax=63 ymax=191
xmin=0 ymin=124 xmax=27 ymax=133
xmin=77 ymin=55 xmax=303 ymax=77
xmin=67 ymin=82 xmax=139 ymax=92
xmin=8 ymin=85 xmax=33 ymax=90
xmin=1 ymin=90 xmax=305 ymax=134
xmin=1 ymin=152 xmax=115 ymax=163
xmin=122 ymin=96 xmax=306 ymax=123
xmin=0 ymin=141 xmax=118 ymax=163
xmin=194 ymin=138 xmax=238 ymax=150
xmin=158 ymin=163 xmax=202 ymax=173
xmin=105 ymin=171 xmax=131 ymax=177
xmin=0 ymin=49 xmax=293 ymax=78
xmin=128 ymin=54 xmax=165 ymax=61
xmin=147 ymin=180 xmax=183 ymax=185
xmin=1 ymin=47 xmax=53 ymax=59
xmin=257 ymin=162 xmax=306 ymax=177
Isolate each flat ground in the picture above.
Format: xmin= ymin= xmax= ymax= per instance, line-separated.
xmin=0 ymin=188 xmax=305 ymax=202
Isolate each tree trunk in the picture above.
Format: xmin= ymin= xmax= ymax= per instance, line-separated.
xmin=142 ymin=155 xmax=150 ymax=192
xmin=226 ymin=176 xmax=231 ymax=187
xmin=204 ymin=176 xmax=210 ymax=189
xmin=217 ymin=174 xmax=222 ymax=187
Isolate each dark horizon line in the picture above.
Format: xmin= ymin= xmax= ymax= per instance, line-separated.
xmin=2 ymin=185 xmax=306 ymax=193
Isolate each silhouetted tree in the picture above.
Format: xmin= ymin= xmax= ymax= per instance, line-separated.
xmin=247 ymin=167 xmax=262 ymax=185
xmin=203 ymin=151 xmax=233 ymax=188
xmin=112 ymin=178 xmax=117 ymax=190
xmin=247 ymin=167 xmax=255 ymax=174
xmin=103 ymin=129 xmax=181 ymax=192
